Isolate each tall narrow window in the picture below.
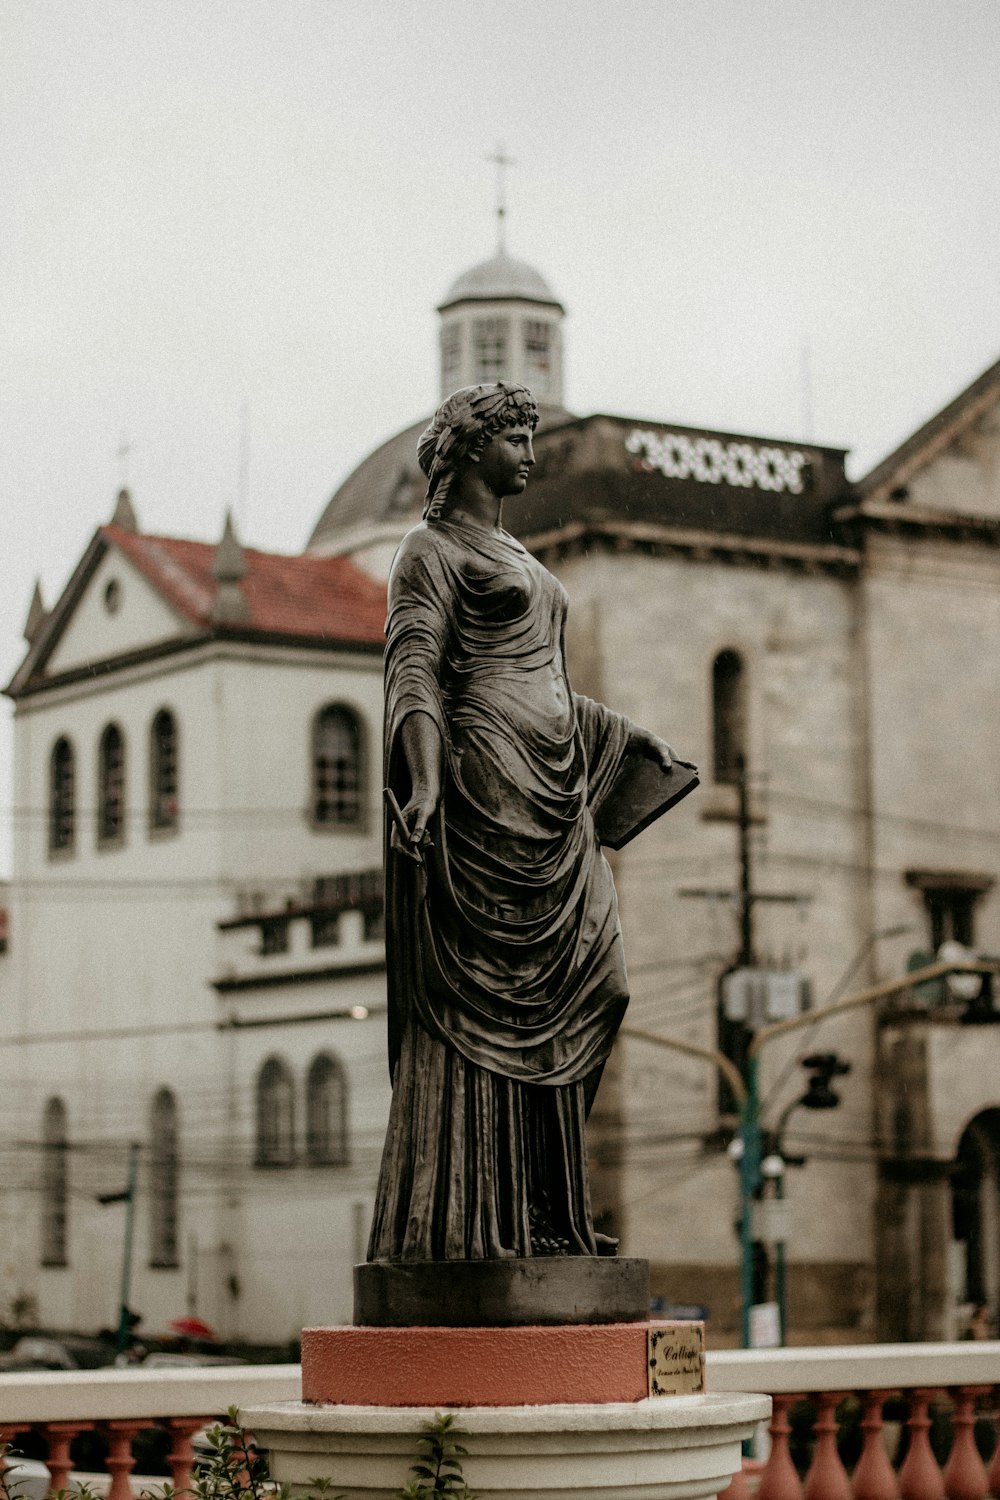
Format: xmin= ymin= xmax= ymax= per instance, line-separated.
xmin=306 ymin=1052 xmax=349 ymax=1166
xmin=313 ymin=706 xmax=363 ymax=828
xmin=49 ymin=737 xmax=76 ymax=855
xmin=149 ymin=709 xmax=179 ymax=834
xmin=523 ymin=318 xmax=553 ymax=399
xmin=712 ymin=650 xmax=746 ymax=785
xmin=41 ymin=1097 xmax=68 ymax=1267
xmin=149 ymin=1088 xmax=179 ymax=1268
xmin=256 ymin=1056 xmax=295 ymax=1167
xmin=440 ymin=321 xmax=462 ymax=396
xmin=473 ymin=317 xmax=509 ymax=383
xmin=97 ymin=723 xmax=126 ymax=846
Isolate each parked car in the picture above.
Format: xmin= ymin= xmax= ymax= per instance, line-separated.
xmin=0 ymin=1335 xmax=115 ymax=1371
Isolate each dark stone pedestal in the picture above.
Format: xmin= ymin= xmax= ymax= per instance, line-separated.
xmin=354 ymin=1256 xmax=649 ymax=1327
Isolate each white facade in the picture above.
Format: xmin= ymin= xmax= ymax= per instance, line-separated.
xmin=2 ymin=523 xmax=392 ymax=1344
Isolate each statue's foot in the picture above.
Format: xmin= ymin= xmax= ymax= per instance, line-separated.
xmin=528 ymin=1206 xmax=571 ymax=1256
xmin=594 ymin=1232 xmax=619 ymax=1256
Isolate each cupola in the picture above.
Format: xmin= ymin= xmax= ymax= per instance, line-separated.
xmin=436 ymin=249 xmax=566 ymax=406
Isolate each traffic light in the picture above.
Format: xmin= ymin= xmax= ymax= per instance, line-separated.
xmin=800 ymin=1052 xmax=850 ymax=1110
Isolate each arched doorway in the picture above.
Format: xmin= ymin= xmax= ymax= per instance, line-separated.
xmin=951 ymin=1108 xmax=1000 ymax=1328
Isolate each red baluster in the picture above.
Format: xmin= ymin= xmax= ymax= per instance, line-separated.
xmin=805 ymin=1392 xmax=852 ymax=1500
xmin=986 ymin=1386 xmax=1000 ymax=1500
xmin=718 ymin=1458 xmax=754 ymax=1500
xmin=899 ymin=1390 xmax=945 ymax=1500
xmin=44 ymin=1422 xmax=93 ymax=1496
xmin=758 ymin=1393 xmax=805 ymax=1500
xmin=854 ymin=1391 xmax=900 ymax=1500
xmin=166 ymin=1418 xmax=206 ymax=1492
xmin=944 ymin=1389 xmax=989 ymax=1500
xmin=103 ymin=1420 xmax=145 ymax=1500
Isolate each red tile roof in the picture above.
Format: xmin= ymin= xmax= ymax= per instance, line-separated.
xmin=103 ymin=525 xmax=387 ymax=646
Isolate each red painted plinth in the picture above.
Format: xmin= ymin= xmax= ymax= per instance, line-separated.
xmin=301 ymin=1321 xmax=700 ymax=1408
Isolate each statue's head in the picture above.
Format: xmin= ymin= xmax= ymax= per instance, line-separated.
xmin=417 ymin=382 xmax=539 ymax=521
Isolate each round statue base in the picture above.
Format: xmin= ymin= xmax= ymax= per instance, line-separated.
xmin=354 ymin=1255 xmax=649 ymax=1327
xmin=243 ymin=1394 xmax=770 ymax=1500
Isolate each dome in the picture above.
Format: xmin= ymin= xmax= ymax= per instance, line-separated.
xmin=439 ymin=250 xmax=563 ymax=311
xmin=308 ymin=418 xmax=429 ymax=552
xmin=308 ymin=403 xmax=574 ymax=555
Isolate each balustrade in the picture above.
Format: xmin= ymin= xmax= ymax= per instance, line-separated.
xmin=710 ymin=1344 xmax=1000 ymax=1500
xmin=0 ymin=1345 xmax=997 ymax=1499
xmin=0 ymin=1366 xmax=299 ymax=1497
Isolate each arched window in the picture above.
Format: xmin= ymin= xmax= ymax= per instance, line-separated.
xmin=312 ymin=706 xmax=363 ymax=828
xmin=49 ymin=737 xmax=75 ymax=855
xmin=149 ymin=1088 xmax=179 ymax=1268
xmin=97 ymin=723 xmax=126 ymax=846
xmin=41 ymin=1097 xmax=68 ymax=1267
xmin=149 ymin=709 xmax=179 ymax=834
xmin=712 ymin=650 xmax=746 ymax=785
xmin=306 ymin=1052 xmax=349 ymax=1166
xmin=256 ymin=1056 xmax=295 ymax=1167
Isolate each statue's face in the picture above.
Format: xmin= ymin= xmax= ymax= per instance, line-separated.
xmin=475 ymin=423 xmax=535 ymax=498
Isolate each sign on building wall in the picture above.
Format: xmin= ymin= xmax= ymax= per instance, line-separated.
xmin=626 ymin=428 xmax=811 ymax=495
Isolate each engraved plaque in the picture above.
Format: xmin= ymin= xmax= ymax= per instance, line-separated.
xmin=647 ymin=1321 xmax=705 ymax=1397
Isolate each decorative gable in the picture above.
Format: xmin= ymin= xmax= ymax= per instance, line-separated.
xmin=859 ymin=353 xmax=1000 ymax=522
xmin=6 ymin=508 xmax=388 ymax=701
xmin=46 ymin=541 xmax=192 ymax=677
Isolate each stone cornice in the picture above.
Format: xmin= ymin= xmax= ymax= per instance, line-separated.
xmin=212 ymin=956 xmax=385 ymax=993
xmin=524 ymin=518 xmax=860 ymax=576
xmin=832 ymin=500 xmax=1000 ymax=545
xmin=6 ymin=628 xmax=384 ymax=704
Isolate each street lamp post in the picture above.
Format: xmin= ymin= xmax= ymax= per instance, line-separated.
xmin=738 ymin=1056 xmax=761 ymax=1349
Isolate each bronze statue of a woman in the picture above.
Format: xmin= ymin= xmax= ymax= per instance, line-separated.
xmin=367 ymin=382 xmax=688 ymax=1266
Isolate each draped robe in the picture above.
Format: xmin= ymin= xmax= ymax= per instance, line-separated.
xmin=367 ymin=518 xmax=634 ymax=1261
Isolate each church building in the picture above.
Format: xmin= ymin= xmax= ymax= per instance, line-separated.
xmin=3 ymin=235 xmax=999 ymax=1346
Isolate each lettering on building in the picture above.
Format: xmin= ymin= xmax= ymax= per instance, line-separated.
xmin=626 ymin=428 xmax=810 ymax=494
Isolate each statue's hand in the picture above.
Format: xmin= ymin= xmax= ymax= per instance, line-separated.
xmin=393 ymin=787 xmax=439 ymax=859
xmin=630 ymin=728 xmax=696 ymax=774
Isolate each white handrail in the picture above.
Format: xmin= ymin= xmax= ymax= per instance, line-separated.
xmin=2 ymin=1343 xmax=999 ymax=1425
xmin=0 ymin=1363 xmax=301 ymax=1424
xmin=706 ymin=1341 xmax=1000 ymax=1392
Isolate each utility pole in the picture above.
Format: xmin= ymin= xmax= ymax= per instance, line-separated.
xmin=679 ymin=756 xmax=808 ymax=950
xmin=97 ymin=1142 xmax=141 ymax=1358
xmin=116 ymin=1142 xmax=141 ymax=1356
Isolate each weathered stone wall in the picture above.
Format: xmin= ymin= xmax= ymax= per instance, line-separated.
xmin=553 ymin=544 xmax=880 ymax=1333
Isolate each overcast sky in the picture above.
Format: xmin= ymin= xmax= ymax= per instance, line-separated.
xmin=3 ymin=0 xmax=1000 ymax=874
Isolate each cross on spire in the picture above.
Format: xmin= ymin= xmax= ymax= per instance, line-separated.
xmin=117 ymin=433 xmax=132 ymax=487
xmin=486 ymin=143 xmax=516 ymax=254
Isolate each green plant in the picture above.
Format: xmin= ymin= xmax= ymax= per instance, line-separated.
xmin=189 ymin=1407 xmax=474 ymax=1500
xmin=0 ymin=1442 xmax=24 ymax=1500
xmin=399 ymin=1413 xmax=477 ymax=1500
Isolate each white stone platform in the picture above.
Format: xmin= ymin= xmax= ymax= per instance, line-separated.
xmin=242 ymin=1391 xmax=770 ymax=1500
